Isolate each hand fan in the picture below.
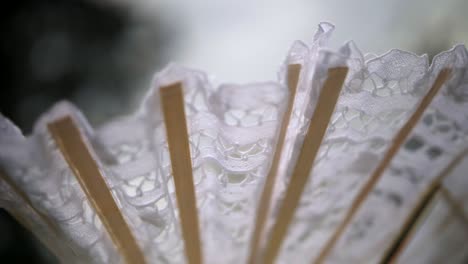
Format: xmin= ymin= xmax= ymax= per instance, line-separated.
xmin=0 ymin=23 xmax=467 ymax=264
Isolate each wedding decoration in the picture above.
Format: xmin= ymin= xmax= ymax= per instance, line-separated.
xmin=1 ymin=23 xmax=467 ymax=264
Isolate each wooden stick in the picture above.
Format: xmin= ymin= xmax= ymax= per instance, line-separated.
xmin=0 ymin=169 xmax=61 ymax=235
xmin=385 ymin=190 xmax=440 ymax=264
xmin=160 ymin=83 xmax=203 ymax=264
xmin=314 ymin=69 xmax=451 ymax=264
xmin=385 ymin=186 xmax=468 ymax=264
xmin=48 ymin=117 xmax=146 ymax=264
xmin=439 ymin=186 xmax=468 ymax=226
xmin=247 ymin=64 xmax=302 ymax=264
xmin=0 ymin=170 xmax=75 ymax=260
xmin=380 ymin=148 xmax=468 ymax=264
xmin=381 ymin=184 xmax=441 ymax=264
xmin=262 ymin=67 xmax=349 ymax=264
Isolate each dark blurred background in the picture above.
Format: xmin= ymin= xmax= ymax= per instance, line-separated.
xmin=0 ymin=0 xmax=466 ymax=263
xmin=0 ymin=0 xmax=173 ymax=262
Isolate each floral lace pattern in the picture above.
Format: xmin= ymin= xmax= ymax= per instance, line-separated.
xmin=325 ymin=45 xmax=468 ymax=264
xmin=0 ymin=106 xmax=121 ymax=264
xmin=0 ymin=23 xmax=467 ymax=264
xmin=275 ymin=32 xmax=468 ymax=264
xmin=396 ymin=191 xmax=468 ymax=264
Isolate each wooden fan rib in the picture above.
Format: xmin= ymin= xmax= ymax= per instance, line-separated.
xmin=313 ymin=68 xmax=452 ymax=264
xmin=48 ymin=117 xmax=146 ymax=264
xmin=381 ymin=183 xmax=441 ymax=264
xmin=0 ymin=170 xmax=75 ymax=260
xmin=381 ymin=148 xmax=468 ymax=264
xmin=0 ymin=169 xmax=59 ymax=234
xmin=386 ymin=187 xmax=468 ymax=264
xmin=247 ymin=64 xmax=302 ymax=264
xmin=386 ymin=189 xmax=441 ymax=264
xmin=160 ymin=83 xmax=203 ymax=264
xmin=440 ymin=186 xmax=468 ymax=226
xmin=262 ymin=67 xmax=349 ymax=264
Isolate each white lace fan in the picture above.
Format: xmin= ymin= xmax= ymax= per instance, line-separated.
xmin=1 ymin=23 xmax=467 ymax=264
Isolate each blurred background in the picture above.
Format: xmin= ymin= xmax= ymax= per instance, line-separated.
xmin=0 ymin=0 xmax=466 ymax=262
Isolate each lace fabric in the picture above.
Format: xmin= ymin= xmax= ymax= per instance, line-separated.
xmin=276 ymin=42 xmax=468 ymax=263
xmin=0 ymin=22 xmax=467 ymax=264
xmin=398 ymin=194 xmax=468 ymax=264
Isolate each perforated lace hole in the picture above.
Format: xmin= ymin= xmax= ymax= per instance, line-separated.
xmin=156 ymin=198 xmax=168 ymax=211
xmin=404 ymin=136 xmax=424 ymax=152
xmin=426 ymin=146 xmax=443 ymax=160
xmin=226 ymin=173 xmax=247 ymax=184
